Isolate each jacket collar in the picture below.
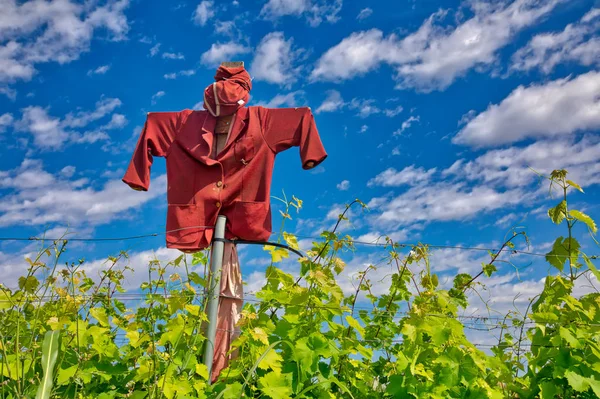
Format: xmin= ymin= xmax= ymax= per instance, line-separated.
xmin=176 ymin=108 xmax=249 ymax=164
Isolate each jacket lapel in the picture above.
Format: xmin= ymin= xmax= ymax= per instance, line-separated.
xmin=175 ymin=108 xmax=249 ymax=164
xmin=175 ymin=111 xmax=218 ymax=165
xmin=217 ymin=107 xmax=249 ymax=157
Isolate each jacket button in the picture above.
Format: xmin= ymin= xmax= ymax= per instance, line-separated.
xmin=215 ymin=201 xmax=221 ymax=208
xmin=216 ymin=181 xmax=223 ymax=187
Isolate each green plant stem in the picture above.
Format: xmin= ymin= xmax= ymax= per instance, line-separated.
xmin=460 ymin=233 xmax=523 ymax=293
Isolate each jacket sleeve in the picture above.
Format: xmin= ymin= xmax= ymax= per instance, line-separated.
xmin=122 ymin=111 xmax=188 ymax=191
xmin=259 ymin=107 xmax=327 ymax=169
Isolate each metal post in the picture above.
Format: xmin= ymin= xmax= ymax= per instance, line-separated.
xmin=203 ymin=215 xmax=227 ymax=383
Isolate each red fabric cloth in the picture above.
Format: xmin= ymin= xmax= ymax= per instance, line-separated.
xmin=203 ymin=66 xmax=252 ymax=117
xmin=122 ymin=106 xmax=327 ymax=251
xmin=211 ymin=242 xmax=243 ymax=383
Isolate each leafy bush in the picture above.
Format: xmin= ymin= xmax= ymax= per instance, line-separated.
xmin=1 ymin=170 xmax=599 ymax=398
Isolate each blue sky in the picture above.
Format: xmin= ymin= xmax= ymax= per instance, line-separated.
xmin=0 ymin=0 xmax=599 ymax=329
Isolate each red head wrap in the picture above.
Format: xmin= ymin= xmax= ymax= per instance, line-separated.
xmin=203 ymin=65 xmax=252 ymax=117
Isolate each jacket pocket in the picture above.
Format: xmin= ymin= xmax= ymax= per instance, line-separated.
xmin=228 ymin=201 xmax=271 ymax=241
xmin=166 ymin=145 xmax=197 ymax=205
xmin=234 ymin=136 xmax=255 ymax=164
xmin=166 ymin=204 xmax=202 ymax=245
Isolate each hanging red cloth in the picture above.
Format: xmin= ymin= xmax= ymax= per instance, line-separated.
xmin=211 ymin=242 xmax=243 ymax=383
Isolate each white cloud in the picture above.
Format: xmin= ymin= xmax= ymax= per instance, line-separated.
xmin=355 ymin=229 xmax=410 ymax=245
xmin=0 ymin=159 xmax=56 ymax=190
xmin=582 ymin=8 xmax=600 ymax=22
xmin=0 ymin=0 xmax=129 ymax=85
xmin=311 ymin=0 xmax=562 ymax=90
xmin=370 ymin=182 xmax=525 ymax=227
xmin=151 ymin=91 xmax=165 ymax=105
xmin=311 ymin=30 xmax=393 ymax=82
xmin=87 ymin=64 xmax=111 ymax=76
xmin=101 ymin=114 xmax=128 ymax=130
xmin=393 ymin=115 xmax=419 ymax=135
xmin=256 ymin=91 xmax=305 ymax=108
xmin=72 ymin=131 xmax=109 ymax=144
xmin=368 ymin=165 xmax=436 ymax=187
xmin=454 ymin=71 xmax=600 ymax=147
xmin=63 ymin=98 xmax=122 ymax=128
xmin=0 ymin=113 xmax=14 ymax=133
xmin=0 ymin=86 xmax=17 ymax=100
xmin=336 ymin=180 xmax=350 ymax=191
xmin=348 ymin=98 xmax=380 ymax=118
xmin=512 ymin=8 xmax=600 ymax=73
xmin=316 ymin=91 xmax=402 ymax=118
xmin=163 ymin=69 xmax=196 ymax=80
xmin=14 ymin=97 xmax=123 ymax=150
xmin=357 ymin=8 xmax=373 ymax=21
xmin=16 ymin=106 xmax=69 ymax=149
xmin=444 ymin=136 xmax=600 ymax=188
xmin=162 ymin=52 xmax=185 ymax=60
xmin=215 ymin=20 xmax=237 ymax=36
xmin=251 ymin=32 xmax=301 ymax=86
xmin=316 ymin=90 xmax=344 ymax=114
xmin=193 ymin=1 xmax=215 ymax=26
xmin=359 ymin=125 xmax=368 ymax=133
xmin=200 ymin=42 xmax=251 ymax=67
xmin=0 ymin=159 xmax=166 ymax=228
xmin=60 ymin=165 xmax=76 ymax=178
xmin=260 ymin=0 xmax=342 ymax=27
xmin=384 ymin=105 xmax=403 ymax=117
xmin=495 ymin=213 xmax=519 ymax=227
xmin=149 ymin=43 xmax=161 ymax=57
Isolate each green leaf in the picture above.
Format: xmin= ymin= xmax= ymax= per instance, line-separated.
xmin=546 ymin=237 xmax=568 ymax=272
xmin=345 ymin=315 xmax=365 ymax=338
xmin=221 ymin=382 xmax=243 ymax=399
xmin=531 ymin=312 xmax=559 ymax=323
xmin=173 ymin=254 xmax=184 ymax=266
xmin=126 ymin=330 xmax=149 ymax=348
xmin=565 ymin=370 xmax=589 ymax=392
xmin=569 ymin=210 xmax=597 ymax=233
xmin=195 ymin=363 xmax=209 ymax=380
xmin=548 ymin=200 xmax=567 ymax=225
xmin=283 ymin=232 xmax=299 ymax=250
xmin=386 ymin=375 xmax=406 ymax=396
xmin=589 ymin=377 xmax=600 ymax=397
xmin=567 ymin=179 xmax=584 ymax=193
xmin=559 ymin=327 xmax=582 ymax=348
xmin=264 ymin=245 xmax=289 ymax=263
xmin=18 ymin=276 xmax=39 ymax=293
xmin=90 ymin=307 xmax=109 ymax=327
xmin=540 ymin=381 xmax=558 ymax=399
xmin=159 ymin=314 xmax=185 ymax=346
xmin=0 ymin=290 xmax=13 ymax=310
xmin=192 ymin=251 xmax=208 ymax=266
xmin=482 ymin=263 xmax=497 ymax=277
xmin=257 ymin=348 xmax=283 ymax=372
xmin=36 ymin=330 xmax=61 ymax=399
xmin=583 ymin=254 xmax=600 ymax=281
xmin=56 ymin=365 xmax=77 ymax=385
xmin=258 ymin=372 xmax=293 ymax=399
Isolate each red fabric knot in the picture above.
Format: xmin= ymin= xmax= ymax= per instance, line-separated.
xmin=203 ymin=65 xmax=252 ymax=117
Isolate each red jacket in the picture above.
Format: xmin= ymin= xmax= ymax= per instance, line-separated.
xmin=122 ymin=106 xmax=327 ymax=251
